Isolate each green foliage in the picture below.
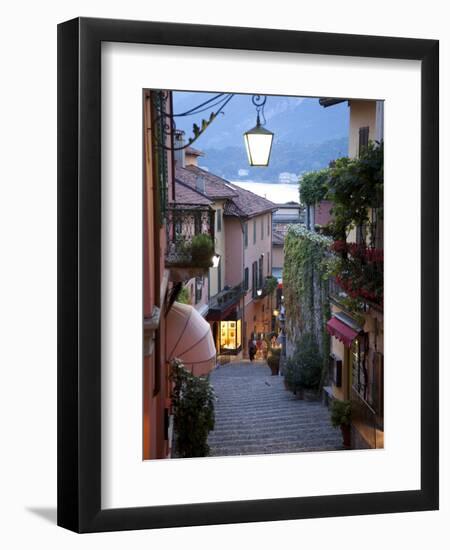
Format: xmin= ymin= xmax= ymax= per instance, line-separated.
xmin=283 ymin=225 xmax=332 ymax=383
xmin=330 ymin=399 xmax=352 ymax=428
xmin=176 ymin=286 xmax=191 ymax=305
xmin=327 ymin=141 xmax=383 ymax=240
xmin=285 ymin=333 xmax=322 ymax=391
xmin=170 ymin=359 xmax=215 ymax=458
xmin=173 ymin=235 xmax=192 ymax=263
xmin=264 ymin=275 xmax=278 ymax=295
xmin=190 ymin=234 xmax=214 ymax=266
xmin=337 ymin=256 xmax=383 ymax=305
xmin=191 ymin=112 xmax=217 ymax=143
xmin=299 ymin=168 xmax=330 ymax=205
xmin=284 ymin=357 xmax=302 ymax=392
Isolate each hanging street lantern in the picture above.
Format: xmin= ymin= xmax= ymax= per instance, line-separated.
xmin=243 ymin=95 xmax=274 ymax=167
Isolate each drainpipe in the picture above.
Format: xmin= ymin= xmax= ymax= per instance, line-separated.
xmin=173 ymin=130 xmax=186 ymax=168
xmin=169 ymin=93 xmax=178 ymax=201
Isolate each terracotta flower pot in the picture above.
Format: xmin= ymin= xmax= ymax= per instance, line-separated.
xmin=269 ymin=364 xmax=279 ymax=376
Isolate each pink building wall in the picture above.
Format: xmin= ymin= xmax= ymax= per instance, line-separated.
xmin=224 ymin=212 xmax=273 ymax=292
xmin=224 ymin=217 xmax=244 ymax=286
xmin=314 ymin=199 xmax=333 ymax=226
xmin=224 ymin=213 xmax=274 ymax=352
xmin=243 ymin=213 xmax=273 ymax=306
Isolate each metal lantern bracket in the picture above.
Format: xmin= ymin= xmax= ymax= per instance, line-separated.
xmin=151 ymin=91 xmax=234 ymax=151
xmin=151 ymin=92 xmax=270 ymax=152
xmin=252 ymin=94 xmax=267 ymax=126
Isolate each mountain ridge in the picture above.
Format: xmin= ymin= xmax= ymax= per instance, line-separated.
xmin=172 ymin=92 xmax=349 ymax=182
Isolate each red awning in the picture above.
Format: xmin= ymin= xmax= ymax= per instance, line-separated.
xmin=326 ymin=317 xmax=359 ymax=348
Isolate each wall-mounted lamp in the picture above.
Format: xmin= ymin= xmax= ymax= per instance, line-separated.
xmin=212 ymin=254 xmax=221 ymax=268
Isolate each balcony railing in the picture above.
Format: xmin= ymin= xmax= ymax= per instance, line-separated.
xmin=165 ymin=205 xmax=215 ymax=270
xmin=209 ymin=283 xmax=246 ymax=317
xmin=329 ymin=275 xmax=383 ymax=312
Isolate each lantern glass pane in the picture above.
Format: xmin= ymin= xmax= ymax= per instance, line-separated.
xmin=244 ymin=133 xmax=273 ymax=166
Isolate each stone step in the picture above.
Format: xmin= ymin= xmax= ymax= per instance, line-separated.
xmin=207 ymin=361 xmax=342 ymax=457
xmin=209 ymin=444 xmax=344 ymax=456
xmin=211 ymin=421 xmax=335 ymax=434
xmin=210 ymin=433 xmax=337 ymax=442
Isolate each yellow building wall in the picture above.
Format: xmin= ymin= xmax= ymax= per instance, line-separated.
xmin=330 ymin=304 xmax=351 ymax=401
xmin=348 ymin=99 xmax=377 ymax=158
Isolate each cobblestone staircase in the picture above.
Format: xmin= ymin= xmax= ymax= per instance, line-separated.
xmin=207 ymin=361 xmax=343 ymax=456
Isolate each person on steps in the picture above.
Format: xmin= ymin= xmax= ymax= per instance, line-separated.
xmin=248 ymin=338 xmax=256 ymax=362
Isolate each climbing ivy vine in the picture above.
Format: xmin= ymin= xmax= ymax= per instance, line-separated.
xmin=299 ymin=168 xmax=330 ymax=206
xmin=283 ymin=225 xmax=332 ymax=386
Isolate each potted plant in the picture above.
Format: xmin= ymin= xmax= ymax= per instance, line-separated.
xmin=330 ymin=399 xmax=352 ymax=448
xmin=267 ymin=348 xmax=281 ymax=376
xmin=190 ymin=234 xmax=214 ymax=267
xmin=170 ymin=359 xmax=216 ymax=458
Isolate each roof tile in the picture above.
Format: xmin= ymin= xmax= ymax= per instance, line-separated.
xmin=224 ymin=182 xmax=277 ymax=218
xmin=175 ymin=165 xmax=277 ymax=218
xmin=172 ymin=180 xmax=212 ymax=206
xmin=176 ymin=165 xmax=237 ymax=199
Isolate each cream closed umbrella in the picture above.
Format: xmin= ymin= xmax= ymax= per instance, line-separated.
xmin=166 ymin=302 xmax=216 ymax=376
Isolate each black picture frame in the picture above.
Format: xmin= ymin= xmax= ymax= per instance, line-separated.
xmin=57 ymin=17 xmax=439 ymax=533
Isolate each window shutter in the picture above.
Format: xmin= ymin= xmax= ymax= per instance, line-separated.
xmin=358 ymin=126 xmax=369 ymax=155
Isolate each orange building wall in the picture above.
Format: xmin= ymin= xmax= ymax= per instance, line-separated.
xmin=143 ymin=90 xmax=174 ymax=460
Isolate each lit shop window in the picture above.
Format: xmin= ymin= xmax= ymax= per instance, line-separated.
xmin=220 ymin=320 xmax=242 ymax=352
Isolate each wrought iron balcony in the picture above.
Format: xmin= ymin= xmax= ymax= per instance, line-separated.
xmin=208 ymin=282 xmax=246 ymax=319
xmin=165 ymin=204 xmax=215 ymax=276
xmin=329 ymin=275 xmax=383 ymax=312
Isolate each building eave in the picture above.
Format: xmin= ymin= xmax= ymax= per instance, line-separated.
xmin=319 ymin=98 xmax=348 ymax=108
